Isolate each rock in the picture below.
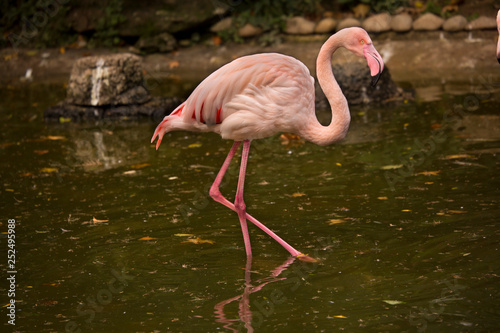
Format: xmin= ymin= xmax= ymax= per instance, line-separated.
xmin=337 ymin=18 xmax=361 ymax=31
xmin=238 ymin=23 xmax=263 ymax=37
xmin=316 ymin=63 xmax=401 ymax=105
xmin=413 ymin=13 xmax=444 ymax=31
xmin=443 ymin=15 xmax=467 ymax=31
xmin=391 ymin=13 xmax=413 ymax=32
xmin=210 ymin=17 xmax=233 ymax=33
xmin=44 ymin=97 xmax=183 ymax=122
xmin=315 ymin=18 xmax=337 ymax=34
xmin=362 ymin=13 xmax=392 ymax=33
xmin=353 ymin=4 xmax=370 ymax=19
xmin=466 ymin=16 xmax=497 ymax=30
xmin=119 ymin=2 xmax=225 ymax=37
xmin=135 ymin=33 xmax=177 ymax=53
xmin=66 ymin=54 xmax=150 ymax=107
xmin=285 ymin=17 xmax=316 ymax=35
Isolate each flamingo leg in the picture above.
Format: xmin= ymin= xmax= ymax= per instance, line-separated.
xmin=210 ymin=140 xmax=317 ymax=262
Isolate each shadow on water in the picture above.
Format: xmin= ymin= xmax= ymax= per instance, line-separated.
xmin=1 ymin=78 xmax=500 ymax=332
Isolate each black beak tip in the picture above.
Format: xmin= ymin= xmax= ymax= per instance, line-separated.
xmin=371 ymin=72 xmax=382 ymax=87
xmin=497 ymin=57 xmax=500 ymax=65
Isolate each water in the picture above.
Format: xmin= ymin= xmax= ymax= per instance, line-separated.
xmin=1 ymin=79 xmax=500 ymax=333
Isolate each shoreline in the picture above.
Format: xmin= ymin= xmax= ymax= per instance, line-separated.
xmin=1 ymin=30 xmax=499 ymax=91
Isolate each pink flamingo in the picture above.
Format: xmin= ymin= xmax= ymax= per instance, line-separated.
xmin=497 ymin=10 xmax=500 ymax=63
xmin=152 ymin=27 xmax=384 ymax=262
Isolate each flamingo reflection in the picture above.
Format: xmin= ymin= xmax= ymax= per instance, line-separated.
xmin=214 ymin=256 xmax=297 ymax=332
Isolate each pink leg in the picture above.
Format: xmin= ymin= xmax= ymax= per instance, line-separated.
xmin=209 ymin=140 xmax=317 ymax=262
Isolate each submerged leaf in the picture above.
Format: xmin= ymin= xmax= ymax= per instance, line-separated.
xmin=188 ymin=143 xmax=202 ymax=148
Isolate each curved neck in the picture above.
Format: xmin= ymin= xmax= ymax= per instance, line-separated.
xmin=300 ymin=32 xmax=350 ymax=146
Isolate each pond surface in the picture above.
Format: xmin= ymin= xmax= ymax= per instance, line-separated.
xmin=1 ymin=77 xmax=500 ymax=333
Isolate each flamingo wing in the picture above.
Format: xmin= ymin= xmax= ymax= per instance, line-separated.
xmin=152 ymin=53 xmax=314 ymax=147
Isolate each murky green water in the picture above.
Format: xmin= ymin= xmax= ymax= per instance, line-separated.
xmin=1 ymin=78 xmax=500 ymax=332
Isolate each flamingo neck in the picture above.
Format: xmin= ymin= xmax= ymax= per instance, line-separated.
xmin=301 ymin=32 xmax=350 ymax=146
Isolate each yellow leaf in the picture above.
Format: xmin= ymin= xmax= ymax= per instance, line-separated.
xmin=59 ymin=47 xmax=65 ymax=54
xmin=5 ymin=188 xmax=14 ymax=192
xmin=327 ymin=219 xmax=346 ymax=225
xmin=183 ymin=237 xmax=214 ymax=245
xmin=291 ymin=192 xmax=306 ymax=197
xmin=333 ymin=315 xmax=347 ymax=319
xmin=377 ymin=196 xmax=388 ymax=200
xmin=188 ymin=143 xmax=202 ymax=148
xmin=174 ymin=233 xmax=194 ymax=237
xmin=40 ymin=168 xmax=58 ymax=173
xmin=139 ymin=236 xmax=156 ymax=241
xmin=122 ymin=170 xmax=137 ymax=175
xmin=402 ymin=209 xmax=411 ymax=212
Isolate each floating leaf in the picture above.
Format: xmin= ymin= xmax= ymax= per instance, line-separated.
xmin=83 ymin=217 xmax=109 ymax=225
xmin=168 ymin=176 xmax=178 ymax=180
xmin=381 ymin=164 xmax=403 ymax=170
xmin=183 ymin=237 xmax=214 ymax=245
xmin=445 ymin=210 xmax=467 ymax=214
xmin=444 ymin=154 xmax=472 ymax=160
xmin=123 ymin=170 xmax=137 ymax=175
xmin=40 ymin=167 xmax=58 ymax=173
xmin=416 ymin=171 xmax=441 ymax=176
xmin=188 ymin=143 xmax=202 ymax=148
xmin=331 ymin=315 xmax=347 ymax=319
xmin=327 ymin=219 xmax=346 ymax=225
xmin=383 ymin=300 xmax=405 ymax=305
xmin=131 ymin=163 xmax=150 ymax=169
xmin=174 ymin=233 xmax=194 ymax=237
xmin=258 ymin=180 xmax=269 ymax=185
xmin=377 ymin=196 xmax=388 ymax=200
xmin=139 ymin=236 xmax=156 ymax=241
xmin=34 ymin=150 xmax=49 ymax=155
xmin=291 ymin=192 xmax=306 ymax=198
xmin=401 ymin=209 xmax=411 ymax=212
xmin=46 ymin=135 xmax=65 ymax=140
xmin=168 ymin=60 xmax=180 ymax=69
xmin=59 ymin=117 xmax=71 ymax=123
xmin=35 ymin=230 xmax=49 ymax=233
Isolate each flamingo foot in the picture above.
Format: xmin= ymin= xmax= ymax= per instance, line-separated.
xmin=296 ymin=254 xmax=320 ymax=263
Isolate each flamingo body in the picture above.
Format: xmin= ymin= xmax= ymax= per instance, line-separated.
xmin=152 ymin=28 xmax=384 ymax=261
xmin=153 ymin=53 xmax=315 ymax=145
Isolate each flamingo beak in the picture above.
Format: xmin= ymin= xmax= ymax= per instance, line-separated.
xmin=363 ymin=44 xmax=384 ymax=86
xmin=497 ymin=37 xmax=500 ymax=64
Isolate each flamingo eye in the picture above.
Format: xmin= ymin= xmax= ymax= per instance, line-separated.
xmin=360 ymin=39 xmax=365 ymax=45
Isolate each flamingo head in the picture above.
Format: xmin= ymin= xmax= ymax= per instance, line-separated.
xmin=343 ymin=28 xmax=385 ymax=86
